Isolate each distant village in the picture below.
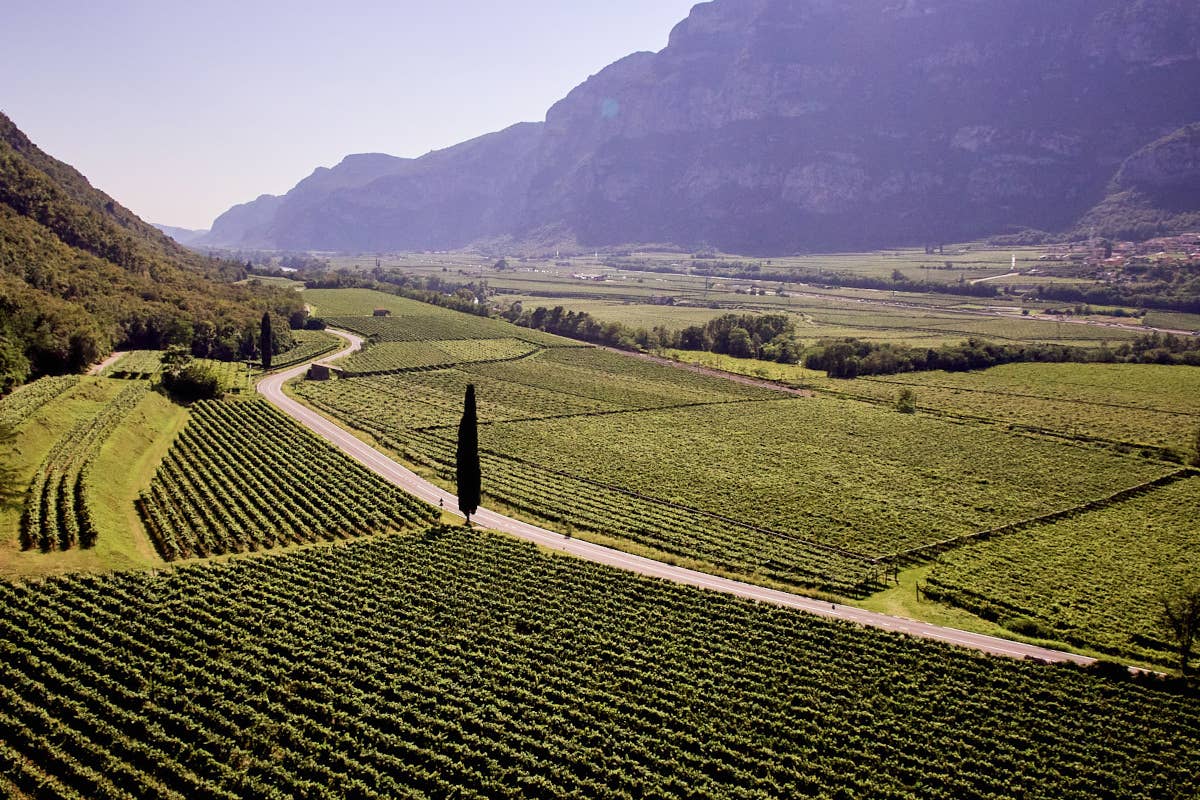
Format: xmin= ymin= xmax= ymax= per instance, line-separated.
xmin=1043 ymin=233 xmax=1200 ymax=275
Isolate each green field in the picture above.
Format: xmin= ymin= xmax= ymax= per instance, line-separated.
xmin=338 ymin=338 xmax=540 ymax=375
xmin=667 ymin=352 xmax=1200 ymax=453
xmin=139 ymin=399 xmax=438 ymax=561
xmin=21 ymin=383 xmax=146 ymax=552
xmin=499 ymin=286 xmax=1144 ymax=349
xmin=1144 ymin=310 xmax=1200 ymax=332
xmin=471 ymin=399 xmax=1169 ymax=557
xmin=0 ymin=375 xmax=80 ymax=427
xmin=1 ymin=528 xmax=1196 ymax=799
xmin=290 ymin=295 xmax=1177 ymax=596
xmin=0 ymin=378 xmax=184 ymax=580
xmin=926 ymin=475 xmax=1200 ymax=662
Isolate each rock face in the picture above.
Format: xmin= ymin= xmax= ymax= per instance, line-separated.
xmin=204 ymin=0 xmax=1200 ymax=253
xmin=1116 ymin=123 xmax=1200 ymax=194
xmin=1076 ymin=123 xmax=1200 ymax=239
xmin=205 ymin=125 xmax=543 ymax=250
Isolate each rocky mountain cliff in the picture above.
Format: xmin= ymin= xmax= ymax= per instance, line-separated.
xmin=204 ymin=0 xmax=1200 ymax=254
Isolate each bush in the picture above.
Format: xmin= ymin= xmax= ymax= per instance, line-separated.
xmin=1002 ymin=616 xmax=1055 ymax=639
xmin=162 ymin=362 xmax=222 ymax=403
xmin=895 ymin=388 xmax=917 ymax=414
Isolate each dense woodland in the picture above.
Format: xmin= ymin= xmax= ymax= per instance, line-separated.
xmin=0 ymin=113 xmax=304 ymax=393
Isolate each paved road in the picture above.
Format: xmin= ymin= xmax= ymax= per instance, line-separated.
xmin=258 ymin=330 xmax=1099 ymax=666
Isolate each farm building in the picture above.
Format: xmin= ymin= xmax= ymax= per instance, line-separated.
xmin=306 ymin=364 xmax=331 ymax=381
xmin=373 ymin=308 xmax=391 ymax=317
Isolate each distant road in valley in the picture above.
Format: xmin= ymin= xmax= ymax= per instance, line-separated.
xmin=259 ymin=329 xmax=1102 ymax=667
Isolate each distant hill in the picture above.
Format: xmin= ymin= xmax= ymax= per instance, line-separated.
xmin=153 ymin=223 xmax=209 ymax=246
xmin=204 ymin=0 xmax=1200 ymax=254
xmin=204 ymin=124 xmax=543 ymax=251
xmin=0 ymin=112 xmax=302 ymax=392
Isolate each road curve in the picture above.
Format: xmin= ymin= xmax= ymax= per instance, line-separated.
xmin=259 ymin=329 xmax=1098 ymax=667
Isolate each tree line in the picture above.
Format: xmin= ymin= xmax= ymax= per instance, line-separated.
xmin=502 ymin=302 xmax=1200 ymax=378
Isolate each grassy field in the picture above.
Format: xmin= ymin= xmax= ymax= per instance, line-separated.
xmin=0 ymin=378 xmax=180 ymax=580
xmin=1 ymin=528 xmax=1196 ymax=799
xmin=1144 ymin=310 xmax=1200 ymax=332
xmin=926 ymin=475 xmax=1200 ymax=662
xmin=498 ymin=286 xmax=1144 ymax=349
xmin=285 ymin=290 xmax=1200 ymax=661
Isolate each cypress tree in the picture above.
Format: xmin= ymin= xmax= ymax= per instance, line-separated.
xmin=260 ymin=312 xmax=272 ymax=371
xmin=456 ymin=384 xmax=481 ymax=525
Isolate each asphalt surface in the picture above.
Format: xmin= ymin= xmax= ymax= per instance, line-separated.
xmin=258 ymin=329 xmax=1099 ymax=667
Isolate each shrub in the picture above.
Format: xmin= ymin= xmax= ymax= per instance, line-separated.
xmin=162 ymin=362 xmax=222 ymax=403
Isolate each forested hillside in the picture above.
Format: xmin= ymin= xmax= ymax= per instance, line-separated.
xmin=0 ymin=112 xmax=303 ymax=392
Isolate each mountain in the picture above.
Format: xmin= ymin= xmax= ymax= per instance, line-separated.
xmin=0 ymin=112 xmax=303 ymax=392
xmin=1076 ymin=122 xmax=1200 ymax=240
xmin=153 ymin=223 xmax=209 ymax=246
xmin=204 ymin=0 xmax=1200 ymax=254
xmin=204 ymin=123 xmax=543 ymax=250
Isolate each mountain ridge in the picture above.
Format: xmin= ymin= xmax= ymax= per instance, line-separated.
xmin=203 ymin=0 xmax=1200 ymax=254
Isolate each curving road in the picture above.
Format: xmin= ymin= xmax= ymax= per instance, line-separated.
xmin=259 ymin=329 xmax=1100 ymax=666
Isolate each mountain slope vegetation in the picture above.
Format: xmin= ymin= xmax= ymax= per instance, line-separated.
xmin=0 ymin=112 xmax=303 ymax=391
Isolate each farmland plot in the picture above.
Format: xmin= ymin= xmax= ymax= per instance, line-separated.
xmin=0 ymin=529 xmax=1195 ymax=799
xmin=926 ymin=475 xmax=1200 ymax=661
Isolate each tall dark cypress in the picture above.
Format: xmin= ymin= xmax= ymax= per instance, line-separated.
xmin=456 ymin=384 xmax=481 ymax=524
xmin=260 ymin=312 xmax=272 ymax=371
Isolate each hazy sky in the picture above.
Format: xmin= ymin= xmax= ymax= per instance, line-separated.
xmin=1 ymin=1 xmax=698 ymax=229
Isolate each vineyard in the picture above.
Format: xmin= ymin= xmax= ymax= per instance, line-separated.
xmin=858 ymin=362 xmax=1200 ymax=453
xmin=295 ymin=347 xmax=777 ymax=430
xmin=337 ymin=338 xmax=541 ymax=376
xmin=19 ymin=383 xmax=147 ymax=552
xmin=474 ymin=399 xmax=1172 ymax=556
xmin=926 ymin=474 xmax=1200 ymax=661
xmin=137 ymin=399 xmax=438 ymax=561
xmin=194 ymin=360 xmax=251 ymax=394
xmin=0 ymin=376 xmax=79 ymax=428
xmin=307 ymin=287 xmax=568 ymax=347
xmin=102 ymin=351 xmax=163 ymax=379
xmin=0 ymin=529 xmax=1196 ymax=798
xmin=288 ymin=318 xmax=1177 ymax=594
xmin=266 ymin=330 xmax=342 ymax=371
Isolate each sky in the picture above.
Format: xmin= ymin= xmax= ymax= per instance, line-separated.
xmin=0 ymin=1 xmax=699 ymax=229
